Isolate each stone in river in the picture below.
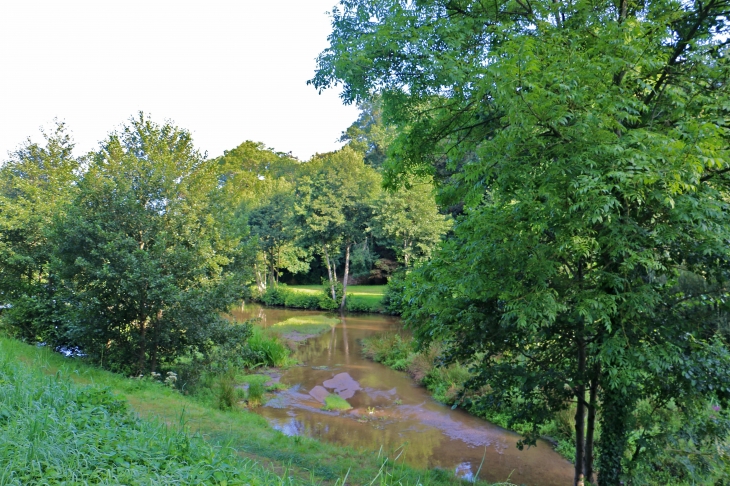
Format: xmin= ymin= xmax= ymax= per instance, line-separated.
xmin=309 ymin=385 xmax=330 ymax=403
xmin=323 ymin=372 xmax=362 ymax=399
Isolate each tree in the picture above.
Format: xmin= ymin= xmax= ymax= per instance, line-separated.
xmin=215 ymin=140 xmax=299 ymax=208
xmin=293 ymin=148 xmax=380 ymax=310
xmin=370 ymin=176 xmax=452 ymax=267
xmin=248 ymin=188 xmax=310 ymax=289
xmin=0 ymin=122 xmax=79 ymax=343
xmin=54 ymin=114 xmax=249 ymax=374
xmin=340 ymin=96 xmax=396 ymax=168
xmin=313 ymin=1 xmax=730 ymax=484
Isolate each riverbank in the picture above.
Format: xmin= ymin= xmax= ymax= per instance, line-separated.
xmin=0 ymin=335 xmax=495 ymax=485
xmin=361 ymin=333 xmax=577 ymax=462
xmin=256 ymin=284 xmax=387 ymax=313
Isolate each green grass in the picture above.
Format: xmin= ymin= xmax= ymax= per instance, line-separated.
xmin=271 ymin=315 xmax=339 ymax=338
xmin=322 ymin=394 xmax=353 ymax=411
xmin=0 ymin=335 xmax=499 ymax=485
xmin=0 ymin=345 xmax=300 ymax=485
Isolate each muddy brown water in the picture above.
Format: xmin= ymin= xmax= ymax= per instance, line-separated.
xmin=231 ymin=304 xmax=573 ymax=485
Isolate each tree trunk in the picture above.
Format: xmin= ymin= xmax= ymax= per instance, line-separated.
xmin=598 ymin=386 xmax=632 ymax=486
xmin=323 ymin=246 xmax=337 ymax=301
xmin=137 ymin=317 xmax=147 ymax=375
xmin=276 ymin=247 xmax=281 ymax=284
xmin=585 ymin=366 xmax=599 ymax=484
xmin=340 ymin=243 xmax=351 ymax=312
xmin=403 ymin=240 xmax=410 ymax=267
xmin=575 ymin=338 xmax=586 ymax=486
xmin=150 ymin=309 xmax=163 ymax=373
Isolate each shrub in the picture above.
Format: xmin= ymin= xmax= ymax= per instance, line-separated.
xmin=345 ymin=297 xmax=379 ymax=313
xmin=423 ymin=363 xmax=472 ymax=404
xmin=260 ymin=285 xmax=288 ymax=306
xmin=381 ymin=270 xmax=408 ymax=315
xmin=283 ymin=291 xmax=320 ymax=309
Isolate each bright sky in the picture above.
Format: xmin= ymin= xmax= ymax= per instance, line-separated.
xmin=0 ymin=0 xmax=358 ymax=161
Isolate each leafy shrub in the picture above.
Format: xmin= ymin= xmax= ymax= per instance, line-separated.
xmin=283 ymin=291 xmax=320 ymax=309
xmin=260 ymin=285 xmax=288 ymax=306
xmin=381 ymin=270 xmax=408 ymax=315
xmin=423 ymin=363 xmax=472 ymax=404
xmin=345 ymin=296 xmax=380 ymax=313
xmin=317 ymin=293 xmax=339 ymax=310
xmin=320 ymin=279 xmax=343 ymax=306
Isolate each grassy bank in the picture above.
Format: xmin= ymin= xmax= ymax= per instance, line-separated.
xmin=361 ymin=333 xmax=577 ymax=461
xmin=258 ymin=284 xmax=386 ymax=313
xmin=0 ymin=335 xmax=503 ymax=485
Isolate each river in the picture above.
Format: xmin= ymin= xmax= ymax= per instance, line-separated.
xmin=230 ymin=304 xmax=573 ymax=485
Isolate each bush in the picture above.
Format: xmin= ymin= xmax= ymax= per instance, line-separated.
xmin=381 ymin=270 xmax=408 ymax=315
xmin=260 ymin=285 xmax=288 ymax=306
xmin=283 ymin=291 xmax=320 ymax=309
xmin=345 ymin=297 xmax=380 ymax=313
xmin=423 ymin=363 xmax=472 ymax=405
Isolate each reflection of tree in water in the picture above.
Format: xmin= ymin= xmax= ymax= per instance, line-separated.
xmin=294 ymin=325 xmax=352 ymax=364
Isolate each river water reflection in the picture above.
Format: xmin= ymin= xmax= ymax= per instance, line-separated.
xmin=230 ymin=304 xmax=572 ymax=485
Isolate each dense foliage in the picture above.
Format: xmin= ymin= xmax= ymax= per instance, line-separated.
xmin=313 ymin=0 xmax=730 ymax=484
xmin=0 ymin=110 xmax=449 ymax=374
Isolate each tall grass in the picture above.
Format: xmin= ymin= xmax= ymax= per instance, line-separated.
xmin=247 ymin=326 xmax=294 ymax=368
xmin=0 ymin=353 xmax=297 ymax=485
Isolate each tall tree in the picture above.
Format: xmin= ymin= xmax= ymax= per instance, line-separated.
xmin=340 ymin=96 xmax=396 ymax=168
xmin=370 ymin=176 xmax=452 ymax=267
xmin=248 ymin=188 xmax=309 ymax=289
xmin=215 ymin=140 xmax=299 ymax=208
xmin=293 ymin=148 xmax=380 ymax=310
xmin=54 ymin=114 xmax=249 ymax=374
xmin=313 ymin=1 xmax=730 ymax=484
xmin=0 ymin=122 xmax=79 ymax=343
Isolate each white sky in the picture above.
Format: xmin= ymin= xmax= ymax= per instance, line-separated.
xmin=0 ymin=0 xmax=358 ymax=161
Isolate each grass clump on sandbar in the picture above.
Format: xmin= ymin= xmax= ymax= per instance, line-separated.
xmin=323 ymin=393 xmax=353 ymax=411
xmin=271 ymin=315 xmax=338 ymax=341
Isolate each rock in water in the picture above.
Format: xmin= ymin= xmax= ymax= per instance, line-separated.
xmin=309 ymin=385 xmax=330 ymax=403
xmin=323 ymin=372 xmax=362 ymax=399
